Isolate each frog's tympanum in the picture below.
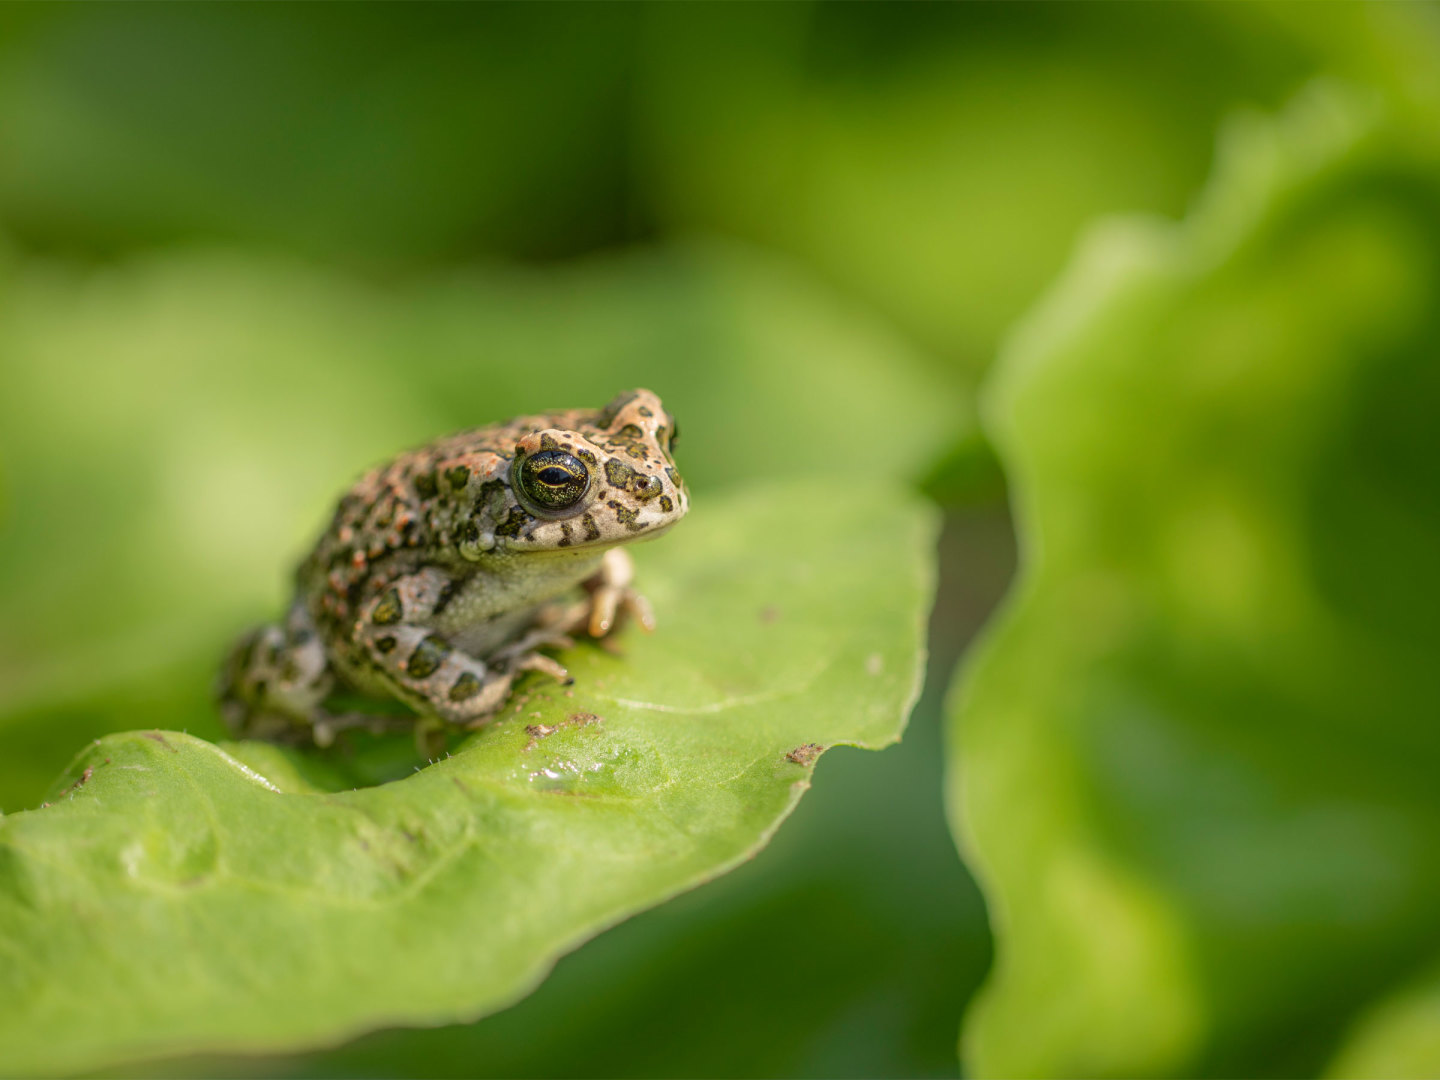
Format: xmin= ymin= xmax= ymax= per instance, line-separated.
xmin=220 ymin=389 xmax=686 ymax=745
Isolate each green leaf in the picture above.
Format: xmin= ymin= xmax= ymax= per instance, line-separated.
xmin=948 ymin=84 xmax=1440 ymax=1077
xmin=0 ymin=477 xmax=936 ymax=1076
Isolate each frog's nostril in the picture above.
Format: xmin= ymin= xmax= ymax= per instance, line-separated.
xmin=635 ymin=475 xmax=663 ymax=501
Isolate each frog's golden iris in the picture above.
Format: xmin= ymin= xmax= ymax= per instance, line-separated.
xmin=516 ymin=449 xmax=590 ymax=515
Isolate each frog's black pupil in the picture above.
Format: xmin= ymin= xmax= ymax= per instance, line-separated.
xmin=518 ymin=450 xmax=589 ymax=514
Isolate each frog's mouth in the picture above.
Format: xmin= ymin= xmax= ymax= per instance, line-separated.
xmin=502 ymin=511 xmax=684 ymax=553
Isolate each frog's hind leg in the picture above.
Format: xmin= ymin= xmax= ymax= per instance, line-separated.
xmin=218 ymin=602 xmax=334 ymax=741
xmin=351 ymin=568 xmax=520 ymax=728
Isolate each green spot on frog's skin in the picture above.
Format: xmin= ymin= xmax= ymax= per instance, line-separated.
xmin=637 ymin=406 xmax=653 ymax=417
xmin=375 ymin=635 xmax=397 ymax=654
xmin=659 ymin=495 xmax=673 ymax=513
xmin=433 ymin=579 xmax=461 ymax=616
xmin=475 ymin=479 xmax=506 ymax=515
xmin=539 ymin=433 xmax=562 ymax=452
xmin=665 ymin=466 xmax=683 ymax=490
xmin=604 ymin=457 xmax=641 ymax=489
xmin=582 ymin=513 xmax=600 ymax=542
xmin=559 ymin=522 xmax=573 ymax=547
xmin=449 ymin=671 xmax=482 ymax=702
xmin=594 ymin=391 xmax=638 ymax=429
xmin=454 ymin=520 xmax=481 ymax=547
xmin=576 ymin=448 xmax=597 ymax=467
xmin=494 ymin=505 xmax=533 ymax=539
xmin=414 ymin=472 xmax=439 ymax=499
xmin=445 ymin=465 xmax=471 ymax=491
xmin=373 ymin=589 xmax=403 ymax=626
xmin=233 ymin=634 xmax=259 ymax=676
xmin=616 ymin=423 xmax=644 ymax=440
xmin=607 ymin=500 xmax=643 ymax=531
xmin=406 ymin=636 xmax=451 ymax=679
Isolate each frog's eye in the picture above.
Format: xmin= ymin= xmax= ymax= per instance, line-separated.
xmin=516 ymin=450 xmax=590 ymax=514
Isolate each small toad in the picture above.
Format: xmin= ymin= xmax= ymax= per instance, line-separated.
xmin=219 ymin=388 xmax=686 ymax=745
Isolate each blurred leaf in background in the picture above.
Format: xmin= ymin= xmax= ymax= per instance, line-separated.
xmin=950 ymin=83 xmax=1440 ymax=1077
xmin=0 ymin=4 xmax=647 ymax=262
xmin=633 ymin=3 xmax=1437 ymax=380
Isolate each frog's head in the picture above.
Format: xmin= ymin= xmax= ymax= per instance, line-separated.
xmin=495 ymin=388 xmax=687 ymax=554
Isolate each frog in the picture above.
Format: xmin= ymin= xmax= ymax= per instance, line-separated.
xmin=219 ymin=388 xmax=687 ymax=747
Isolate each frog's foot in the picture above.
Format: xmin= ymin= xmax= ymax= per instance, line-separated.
xmin=581 ymin=548 xmax=655 ymax=638
xmin=514 ymin=651 xmax=572 ymax=683
xmin=303 ymin=709 xmax=420 ymax=749
xmin=218 ymin=603 xmax=334 ymax=739
xmin=353 ymin=569 xmax=521 ymax=728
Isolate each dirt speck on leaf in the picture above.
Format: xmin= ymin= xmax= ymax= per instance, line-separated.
xmin=142 ymin=732 xmax=178 ymax=752
xmin=760 ymin=605 xmax=780 ymax=624
xmin=786 ymin=743 xmax=824 ymax=766
xmin=524 ymin=724 xmax=558 ymax=751
xmin=525 ymin=712 xmax=602 ymax=751
xmin=62 ymin=767 xmax=95 ymax=797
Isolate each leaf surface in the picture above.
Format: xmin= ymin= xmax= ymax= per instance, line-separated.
xmin=0 ymin=478 xmax=936 ymax=1076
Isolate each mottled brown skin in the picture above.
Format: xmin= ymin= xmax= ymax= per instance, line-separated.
xmin=220 ymin=389 xmax=687 ymax=745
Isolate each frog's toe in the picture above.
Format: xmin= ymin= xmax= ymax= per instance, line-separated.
xmin=515 ymin=651 xmax=571 ymax=683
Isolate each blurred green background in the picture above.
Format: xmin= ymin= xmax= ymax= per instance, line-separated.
xmin=2 ymin=3 xmax=1439 ymax=1077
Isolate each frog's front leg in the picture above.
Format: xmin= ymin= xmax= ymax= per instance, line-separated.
xmin=582 ymin=548 xmax=655 ymax=637
xmin=484 ymin=548 xmax=654 ymax=676
xmin=351 ymin=568 xmax=519 ymax=727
